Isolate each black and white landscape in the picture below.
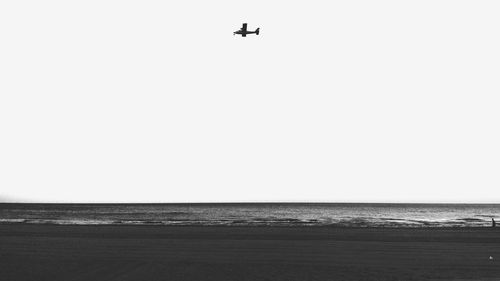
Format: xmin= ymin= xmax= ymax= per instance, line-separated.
xmin=1 ymin=1 xmax=500 ymax=280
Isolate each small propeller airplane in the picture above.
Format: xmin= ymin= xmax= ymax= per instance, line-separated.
xmin=234 ymin=23 xmax=260 ymax=37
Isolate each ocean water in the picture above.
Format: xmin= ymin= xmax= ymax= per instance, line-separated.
xmin=0 ymin=203 xmax=499 ymax=227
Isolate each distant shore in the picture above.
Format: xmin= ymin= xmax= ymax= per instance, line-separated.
xmin=2 ymin=224 xmax=500 ymax=280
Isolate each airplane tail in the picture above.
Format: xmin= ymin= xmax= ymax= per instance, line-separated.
xmin=255 ymin=28 xmax=260 ymax=35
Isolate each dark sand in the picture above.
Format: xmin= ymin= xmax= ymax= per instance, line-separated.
xmin=1 ymin=225 xmax=500 ymax=281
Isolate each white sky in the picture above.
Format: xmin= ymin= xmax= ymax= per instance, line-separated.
xmin=1 ymin=1 xmax=499 ymax=203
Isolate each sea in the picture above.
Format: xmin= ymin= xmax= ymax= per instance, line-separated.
xmin=0 ymin=203 xmax=499 ymax=228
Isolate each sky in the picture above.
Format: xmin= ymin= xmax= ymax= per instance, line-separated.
xmin=1 ymin=1 xmax=499 ymax=203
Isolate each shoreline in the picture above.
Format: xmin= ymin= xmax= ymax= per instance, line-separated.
xmin=0 ymin=220 xmax=495 ymax=228
xmin=1 ymin=222 xmax=499 ymax=228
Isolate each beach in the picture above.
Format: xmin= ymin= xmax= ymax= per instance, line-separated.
xmin=1 ymin=224 xmax=500 ymax=280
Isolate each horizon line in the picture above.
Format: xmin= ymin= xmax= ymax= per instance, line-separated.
xmin=1 ymin=201 xmax=499 ymax=205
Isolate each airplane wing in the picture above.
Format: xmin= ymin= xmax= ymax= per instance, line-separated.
xmin=241 ymin=23 xmax=247 ymax=32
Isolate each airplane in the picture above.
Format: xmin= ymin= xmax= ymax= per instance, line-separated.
xmin=234 ymin=23 xmax=260 ymax=37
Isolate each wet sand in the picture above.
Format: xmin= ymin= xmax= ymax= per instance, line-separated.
xmin=1 ymin=224 xmax=500 ymax=281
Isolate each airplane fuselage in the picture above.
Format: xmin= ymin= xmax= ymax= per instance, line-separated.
xmin=234 ymin=31 xmax=257 ymax=36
